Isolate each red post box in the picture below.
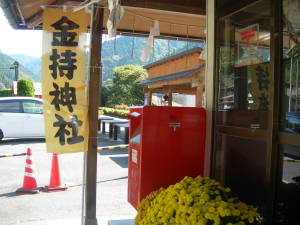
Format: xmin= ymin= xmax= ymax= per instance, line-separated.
xmin=127 ymin=106 xmax=206 ymax=209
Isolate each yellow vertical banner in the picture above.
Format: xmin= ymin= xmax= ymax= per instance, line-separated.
xmin=249 ymin=63 xmax=270 ymax=110
xmin=42 ymin=8 xmax=89 ymax=154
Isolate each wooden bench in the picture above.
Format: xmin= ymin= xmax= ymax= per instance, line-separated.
xmin=113 ymin=123 xmax=129 ymax=144
xmin=98 ymin=115 xmax=115 ymax=131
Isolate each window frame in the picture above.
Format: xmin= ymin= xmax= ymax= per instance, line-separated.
xmin=21 ymin=99 xmax=43 ymax=114
xmin=0 ymin=99 xmax=22 ymax=113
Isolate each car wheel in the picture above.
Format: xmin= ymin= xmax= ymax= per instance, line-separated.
xmin=0 ymin=129 xmax=3 ymax=141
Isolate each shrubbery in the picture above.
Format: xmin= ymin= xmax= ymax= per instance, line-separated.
xmin=114 ymin=104 xmax=130 ymax=110
xmin=17 ymin=78 xmax=34 ymax=97
xmin=0 ymin=89 xmax=13 ymax=97
xmin=99 ymin=106 xmax=129 ymax=118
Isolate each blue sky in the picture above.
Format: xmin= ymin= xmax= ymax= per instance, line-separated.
xmin=0 ymin=8 xmax=42 ymax=57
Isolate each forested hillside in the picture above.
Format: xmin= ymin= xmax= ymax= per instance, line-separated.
xmin=0 ymin=52 xmax=36 ymax=89
xmin=101 ymin=36 xmax=202 ymax=80
xmin=0 ymin=35 xmax=202 ymax=89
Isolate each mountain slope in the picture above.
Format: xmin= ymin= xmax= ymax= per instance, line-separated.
xmin=101 ymin=36 xmax=202 ymax=80
xmin=0 ymin=52 xmax=37 ymax=89
xmin=2 ymin=36 xmax=203 ymax=88
xmin=10 ymin=54 xmax=41 ymax=81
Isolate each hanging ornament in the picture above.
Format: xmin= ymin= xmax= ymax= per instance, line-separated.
xmin=107 ymin=0 xmax=124 ymax=38
xmin=199 ymin=28 xmax=207 ymax=60
xmin=168 ymin=23 xmax=172 ymax=56
xmin=131 ymin=16 xmax=136 ymax=58
xmin=141 ymin=20 xmax=160 ymax=62
xmin=199 ymin=46 xmax=207 ymax=60
xmin=185 ymin=25 xmax=189 ymax=68
xmin=113 ymin=36 xmax=117 ymax=55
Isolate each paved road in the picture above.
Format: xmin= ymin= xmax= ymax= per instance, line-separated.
xmin=0 ymin=133 xmax=136 ymax=225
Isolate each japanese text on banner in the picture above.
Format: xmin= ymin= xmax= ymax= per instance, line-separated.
xmin=42 ymin=7 xmax=89 ymax=154
xmin=249 ymin=63 xmax=270 ymax=110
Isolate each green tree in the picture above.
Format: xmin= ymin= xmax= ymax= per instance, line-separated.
xmin=105 ymin=65 xmax=147 ymax=107
xmin=17 ymin=78 xmax=34 ymax=96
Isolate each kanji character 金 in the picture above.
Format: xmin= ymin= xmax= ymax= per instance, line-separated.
xmin=49 ymin=49 xmax=77 ymax=80
xmin=53 ymin=114 xmax=84 ymax=145
xmin=51 ymin=16 xmax=79 ymax=46
xmin=49 ymin=82 xmax=77 ymax=112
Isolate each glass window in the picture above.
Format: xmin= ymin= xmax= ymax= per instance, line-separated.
xmin=275 ymin=1 xmax=300 ymax=224
xmin=217 ymin=0 xmax=271 ymax=129
xmin=281 ymin=0 xmax=300 ymax=134
xmin=0 ymin=100 xmax=21 ymax=113
xmin=22 ymin=100 xmax=43 ymax=114
xmin=214 ymin=134 xmax=268 ymax=213
xmin=275 ymin=144 xmax=300 ymax=224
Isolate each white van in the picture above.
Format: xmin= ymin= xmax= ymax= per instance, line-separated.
xmin=0 ymin=97 xmax=44 ymax=141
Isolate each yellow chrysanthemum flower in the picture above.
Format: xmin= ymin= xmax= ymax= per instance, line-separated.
xmin=135 ymin=176 xmax=262 ymax=225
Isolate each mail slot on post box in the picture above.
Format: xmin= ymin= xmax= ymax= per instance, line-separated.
xmin=127 ymin=106 xmax=206 ymax=209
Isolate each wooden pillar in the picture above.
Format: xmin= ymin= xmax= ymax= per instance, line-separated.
xmin=196 ymin=84 xmax=204 ymax=107
xmin=147 ymin=91 xmax=152 ymax=105
xmin=204 ymin=0 xmax=215 ymax=178
xmin=84 ymin=5 xmax=103 ymax=225
xmin=168 ymin=89 xmax=172 ymax=106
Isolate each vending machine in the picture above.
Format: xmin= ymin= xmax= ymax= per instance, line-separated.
xmin=127 ymin=106 xmax=206 ymax=208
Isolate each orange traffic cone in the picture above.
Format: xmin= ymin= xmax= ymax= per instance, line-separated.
xmin=44 ymin=154 xmax=67 ymax=192
xmin=16 ymin=148 xmax=39 ymax=194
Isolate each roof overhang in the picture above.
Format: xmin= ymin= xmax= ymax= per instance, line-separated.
xmin=144 ymin=47 xmax=203 ymax=69
xmin=140 ymin=65 xmax=204 ymax=85
xmin=0 ymin=0 xmax=206 ymax=39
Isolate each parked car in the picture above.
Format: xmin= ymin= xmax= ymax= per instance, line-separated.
xmin=0 ymin=97 xmax=44 ymax=141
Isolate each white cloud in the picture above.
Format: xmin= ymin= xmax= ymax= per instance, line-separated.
xmin=0 ymin=8 xmax=42 ymax=57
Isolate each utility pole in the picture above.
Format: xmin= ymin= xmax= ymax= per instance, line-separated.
xmin=10 ymin=61 xmax=19 ymax=81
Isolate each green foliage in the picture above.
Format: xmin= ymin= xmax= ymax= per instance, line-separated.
xmin=101 ymin=85 xmax=110 ymax=107
xmin=10 ymin=54 xmax=41 ymax=81
xmin=0 ymin=89 xmax=13 ymax=96
xmin=17 ymin=78 xmax=34 ymax=97
xmin=0 ymin=74 xmax=11 ymax=88
xmin=101 ymin=36 xmax=203 ymax=80
xmin=0 ymin=36 xmax=202 ymax=88
xmin=219 ymin=46 xmax=235 ymax=88
xmin=100 ymin=107 xmax=129 ymax=118
xmin=114 ymin=104 xmax=129 ymax=110
xmin=98 ymin=108 xmax=104 ymax=115
xmin=105 ymin=65 xmax=147 ymax=107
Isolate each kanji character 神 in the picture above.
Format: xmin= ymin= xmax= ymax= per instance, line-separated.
xmin=49 ymin=82 xmax=77 ymax=112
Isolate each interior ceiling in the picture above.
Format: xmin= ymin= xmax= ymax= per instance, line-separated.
xmin=2 ymin=0 xmax=206 ymax=39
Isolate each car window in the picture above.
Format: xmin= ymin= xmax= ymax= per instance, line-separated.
xmin=22 ymin=101 xmax=43 ymax=114
xmin=0 ymin=100 xmax=21 ymax=113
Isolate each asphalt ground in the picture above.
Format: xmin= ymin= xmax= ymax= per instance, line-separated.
xmin=0 ymin=128 xmax=136 ymax=225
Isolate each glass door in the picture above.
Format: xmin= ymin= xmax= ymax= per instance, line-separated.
xmin=275 ymin=0 xmax=300 ymax=224
xmin=214 ymin=0 xmax=272 ymax=219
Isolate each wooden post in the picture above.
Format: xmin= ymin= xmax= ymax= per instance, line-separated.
xmin=84 ymin=5 xmax=103 ymax=225
xmin=204 ymin=0 xmax=215 ymax=177
xmin=196 ymin=84 xmax=203 ymax=107
xmin=168 ymin=89 xmax=172 ymax=106
xmin=147 ymin=91 xmax=152 ymax=105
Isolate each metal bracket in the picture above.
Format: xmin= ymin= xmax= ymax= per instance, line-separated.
xmin=169 ymin=122 xmax=181 ymax=131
